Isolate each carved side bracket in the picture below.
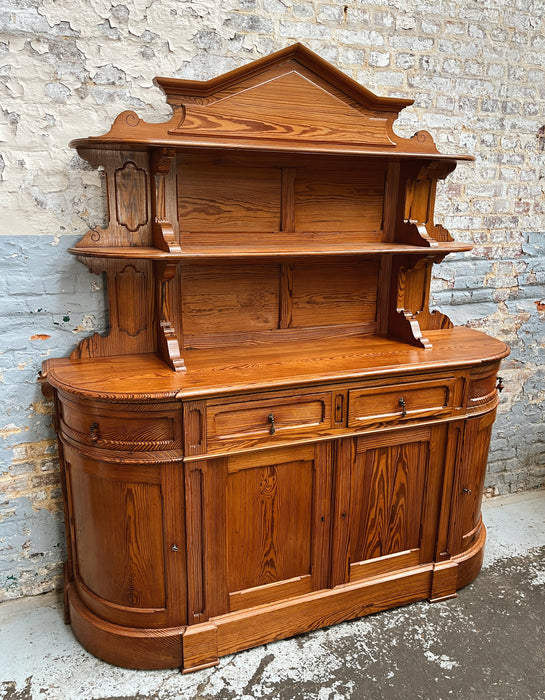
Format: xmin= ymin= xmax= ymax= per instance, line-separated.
xmin=388 ymin=255 xmax=453 ymax=349
xmin=151 ymin=148 xmax=182 ymax=253
xmin=397 ymin=161 xmax=456 ymax=247
xmin=75 ymin=150 xmax=152 ymax=248
xmin=155 ymin=261 xmax=185 ymax=371
xmin=70 ymin=257 xmax=156 ymax=360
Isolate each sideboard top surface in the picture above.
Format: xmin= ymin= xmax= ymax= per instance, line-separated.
xmin=43 ymin=327 xmax=509 ymax=401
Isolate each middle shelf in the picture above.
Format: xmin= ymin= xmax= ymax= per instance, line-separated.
xmin=69 ymin=240 xmax=472 ymax=261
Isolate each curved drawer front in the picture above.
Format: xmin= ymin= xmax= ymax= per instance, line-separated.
xmin=206 ymin=391 xmax=332 ymax=453
xmin=467 ymin=363 xmax=501 ymax=412
xmin=348 ymin=376 xmax=457 ymax=428
xmin=58 ymin=393 xmax=183 ymax=451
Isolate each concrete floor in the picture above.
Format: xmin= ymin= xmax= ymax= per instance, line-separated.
xmin=1 ymin=490 xmax=544 ymax=700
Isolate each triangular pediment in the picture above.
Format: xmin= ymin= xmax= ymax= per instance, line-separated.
xmin=170 ymin=68 xmax=396 ymax=147
xmin=72 ymin=44 xmax=462 ymax=160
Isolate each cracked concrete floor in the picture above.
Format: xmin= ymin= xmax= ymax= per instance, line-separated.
xmin=1 ymin=490 xmax=544 ymax=700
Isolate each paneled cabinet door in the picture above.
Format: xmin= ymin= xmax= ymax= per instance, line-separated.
xmin=335 ymin=426 xmax=446 ymax=585
xmin=449 ymin=411 xmax=496 ymax=556
xmin=184 ymin=442 xmax=333 ymax=624
xmin=61 ymin=443 xmax=187 ymax=629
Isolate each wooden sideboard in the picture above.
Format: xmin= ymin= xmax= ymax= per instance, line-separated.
xmin=42 ymin=44 xmax=509 ymax=672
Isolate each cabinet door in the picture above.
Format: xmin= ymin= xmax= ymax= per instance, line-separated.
xmin=340 ymin=426 xmax=445 ymax=584
xmin=185 ymin=443 xmax=333 ymax=623
xmin=449 ymin=411 xmax=495 ymax=555
xmin=62 ymin=442 xmax=186 ymax=629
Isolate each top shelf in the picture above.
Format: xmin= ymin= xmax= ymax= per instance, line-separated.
xmin=69 ymin=241 xmax=472 ymax=261
xmin=71 ymin=136 xmax=475 ymax=163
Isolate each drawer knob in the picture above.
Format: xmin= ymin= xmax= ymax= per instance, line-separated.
xmin=497 ymin=377 xmax=505 ymax=392
xmin=398 ymin=397 xmax=407 ymax=417
xmin=268 ymin=413 xmax=276 ymax=435
xmin=463 ymin=487 xmax=472 ymax=495
xmin=89 ymin=422 xmax=99 ymax=444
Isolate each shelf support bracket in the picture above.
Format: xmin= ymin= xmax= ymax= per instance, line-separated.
xmin=155 ymin=260 xmax=185 ymax=371
xmin=387 ymin=254 xmax=452 ymax=349
xmin=151 ymin=147 xmax=182 ymax=254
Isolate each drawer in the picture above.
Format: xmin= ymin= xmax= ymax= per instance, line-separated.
xmin=59 ymin=394 xmax=183 ymax=451
xmin=467 ymin=363 xmax=501 ymax=411
xmin=206 ymin=391 xmax=332 ymax=452
xmin=348 ymin=377 xmax=457 ymax=428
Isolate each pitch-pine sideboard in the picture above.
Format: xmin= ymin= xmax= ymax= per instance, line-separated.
xmin=42 ymin=44 xmax=509 ymax=672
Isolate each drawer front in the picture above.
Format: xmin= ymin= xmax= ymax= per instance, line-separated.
xmin=59 ymin=394 xmax=183 ymax=451
xmin=348 ymin=377 xmax=457 ymax=428
xmin=206 ymin=391 xmax=332 ymax=452
xmin=467 ymin=363 xmax=501 ymax=412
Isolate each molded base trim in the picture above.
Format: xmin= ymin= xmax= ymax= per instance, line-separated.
xmin=67 ymin=583 xmax=185 ymax=670
xmin=65 ymin=527 xmax=486 ymax=672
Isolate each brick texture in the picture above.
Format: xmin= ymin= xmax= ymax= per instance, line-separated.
xmin=0 ymin=0 xmax=543 ymax=600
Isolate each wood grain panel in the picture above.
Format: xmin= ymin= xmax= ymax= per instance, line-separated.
xmin=207 ymin=391 xmax=330 ymax=448
xmin=350 ymin=431 xmax=428 ymax=564
xmin=67 ymin=452 xmax=166 ymax=610
xmin=450 ymin=411 xmax=495 ymax=555
xmin=114 ymin=161 xmax=149 ymax=233
xmin=291 ymin=259 xmax=379 ymax=329
xmin=70 ymin=258 xmax=156 ymax=361
xmin=348 ymin=376 xmax=456 ymax=428
xmin=295 ymin=164 xmax=386 ymax=233
xmin=178 ymin=160 xmax=281 ymax=232
xmin=229 ymin=575 xmax=312 ymax=612
xmin=46 ymin=330 xmax=509 ymax=402
xmin=74 ymin=150 xmax=152 ymax=249
xmin=181 ymin=262 xmax=279 ymax=340
xmin=115 ymin=265 xmax=150 ymax=337
xmin=59 ymin=395 xmax=182 ymax=452
xmin=226 ymin=456 xmax=313 ymax=593
xmin=177 ymin=70 xmax=395 ymax=147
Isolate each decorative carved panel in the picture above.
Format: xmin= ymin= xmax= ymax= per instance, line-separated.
xmin=115 ymin=264 xmax=149 ymax=337
xmin=115 ymin=161 xmax=149 ymax=233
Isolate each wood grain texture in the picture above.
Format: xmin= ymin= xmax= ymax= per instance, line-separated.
xmin=178 ymin=160 xmax=281 ymax=233
xmin=72 ymin=46 xmax=474 ymax=161
xmin=44 ymin=46 xmax=506 ymax=672
xmin=348 ymin=376 xmax=456 ymax=429
xmin=69 ymin=258 xmax=156 ymax=361
xmin=63 ymin=443 xmax=172 ymax=629
xmin=226 ymin=457 xmax=313 ymax=592
xmin=449 ymin=411 xmax=496 ymax=556
xmin=194 ymin=566 xmax=435 ymax=672
xmin=67 ymin=582 xmax=184 ymax=670
xmin=206 ymin=390 xmax=331 ymax=452
xmin=44 ymin=329 xmax=509 ymax=402
xmin=69 ymin=240 xmax=473 ymax=260
xmin=350 ymin=428 xmax=428 ymax=563
xmin=74 ymin=150 xmax=153 ymax=249
xmin=295 ymin=165 xmax=386 ymax=234
xmin=290 ymin=259 xmax=379 ymax=329
xmin=181 ymin=262 xmax=280 ymax=341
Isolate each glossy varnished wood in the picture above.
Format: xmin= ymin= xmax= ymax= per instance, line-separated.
xmin=45 ymin=46 xmax=507 ymax=671
xmin=44 ymin=328 xmax=508 ymax=401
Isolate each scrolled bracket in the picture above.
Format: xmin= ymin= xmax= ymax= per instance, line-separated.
xmin=151 ymin=147 xmax=182 ymax=254
xmin=154 ymin=260 xmax=185 ymax=372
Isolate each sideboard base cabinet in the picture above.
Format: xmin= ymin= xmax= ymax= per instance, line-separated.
xmin=42 ymin=45 xmax=509 ymax=672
